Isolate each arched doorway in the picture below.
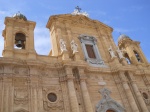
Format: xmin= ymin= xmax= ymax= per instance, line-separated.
xmin=106 ymin=110 xmax=116 ymax=112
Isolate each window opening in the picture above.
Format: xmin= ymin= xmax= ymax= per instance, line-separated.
xmin=142 ymin=93 xmax=148 ymax=99
xmin=124 ymin=53 xmax=131 ymax=64
xmin=85 ymin=44 xmax=96 ymax=59
xmin=78 ymin=34 xmax=106 ymax=67
xmin=134 ymin=50 xmax=142 ymax=62
xmin=106 ymin=110 xmax=116 ymax=112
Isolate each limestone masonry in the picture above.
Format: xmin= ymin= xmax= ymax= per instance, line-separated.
xmin=0 ymin=10 xmax=150 ymax=112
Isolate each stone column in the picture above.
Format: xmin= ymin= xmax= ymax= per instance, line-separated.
xmin=80 ymin=79 xmax=93 ymax=112
xmin=119 ymin=71 xmax=139 ymax=112
xmin=66 ymin=67 xmax=80 ymax=112
xmin=78 ymin=68 xmax=93 ymax=112
xmin=128 ymin=72 xmax=149 ymax=112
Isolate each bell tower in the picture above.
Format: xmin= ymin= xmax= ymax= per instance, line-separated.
xmin=118 ymin=34 xmax=148 ymax=65
xmin=2 ymin=12 xmax=36 ymax=59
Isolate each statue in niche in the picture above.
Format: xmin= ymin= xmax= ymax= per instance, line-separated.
xmin=116 ymin=47 xmax=124 ymax=59
xmin=108 ymin=46 xmax=116 ymax=58
xmin=59 ymin=39 xmax=67 ymax=53
xmin=70 ymin=40 xmax=78 ymax=54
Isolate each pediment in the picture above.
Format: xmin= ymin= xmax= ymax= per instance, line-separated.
xmin=46 ymin=14 xmax=113 ymax=31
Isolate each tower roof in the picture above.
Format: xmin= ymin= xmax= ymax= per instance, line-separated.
xmin=118 ymin=34 xmax=132 ymax=43
xmin=12 ymin=12 xmax=27 ymax=21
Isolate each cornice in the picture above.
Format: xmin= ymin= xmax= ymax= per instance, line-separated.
xmin=46 ymin=14 xmax=113 ymax=31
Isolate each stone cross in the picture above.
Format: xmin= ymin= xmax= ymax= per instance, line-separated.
xmin=75 ymin=6 xmax=81 ymax=12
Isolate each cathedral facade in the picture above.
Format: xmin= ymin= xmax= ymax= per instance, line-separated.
xmin=0 ymin=9 xmax=150 ymax=112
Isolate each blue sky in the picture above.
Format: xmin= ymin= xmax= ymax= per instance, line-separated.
xmin=0 ymin=0 xmax=150 ymax=62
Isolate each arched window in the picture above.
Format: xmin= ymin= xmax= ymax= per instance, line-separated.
xmin=15 ymin=33 xmax=26 ymax=49
xmin=124 ymin=53 xmax=131 ymax=64
xmin=106 ymin=110 xmax=116 ymax=112
xmin=133 ymin=50 xmax=142 ymax=62
xmin=142 ymin=92 xmax=148 ymax=99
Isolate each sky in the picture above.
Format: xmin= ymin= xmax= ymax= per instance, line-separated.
xmin=0 ymin=0 xmax=150 ymax=62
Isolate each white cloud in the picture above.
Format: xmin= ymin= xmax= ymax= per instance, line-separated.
xmin=114 ymin=28 xmax=133 ymax=33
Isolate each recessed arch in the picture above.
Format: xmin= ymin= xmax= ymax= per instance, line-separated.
xmin=106 ymin=109 xmax=116 ymax=112
xmin=133 ymin=50 xmax=142 ymax=62
xmin=14 ymin=32 xmax=26 ymax=49
xmin=124 ymin=53 xmax=131 ymax=64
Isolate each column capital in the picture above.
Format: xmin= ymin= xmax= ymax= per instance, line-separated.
xmin=66 ymin=75 xmax=75 ymax=81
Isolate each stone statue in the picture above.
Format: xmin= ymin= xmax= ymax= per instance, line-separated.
xmin=70 ymin=40 xmax=78 ymax=54
xmin=59 ymin=39 xmax=67 ymax=52
xmin=108 ymin=46 xmax=116 ymax=58
xmin=116 ymin=47 xmax=124 ymax=59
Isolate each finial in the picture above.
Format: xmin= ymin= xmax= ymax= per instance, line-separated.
xmin=72 ymin=6 xmax=89 ymax=17
xmin=75 ymin=6 xmax=81 ymax=12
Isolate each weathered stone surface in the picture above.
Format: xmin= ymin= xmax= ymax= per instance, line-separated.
xmin=0 ymin=13 xmax=149 ymax=112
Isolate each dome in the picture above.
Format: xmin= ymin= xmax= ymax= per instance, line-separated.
xmin=118 ymin=34 xmax=131 ymax=43
xmin=13 ymin=12 xmax=27 ymax=21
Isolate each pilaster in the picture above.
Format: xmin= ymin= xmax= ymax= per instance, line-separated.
xmin=78 ymin=68 xmax=93 ymax=112
xmin=119 ymin=71 xmax=139 ymax=112
xmin=128 ymin=72 xmax=149 ymax=112
xmin=65 ymin=67 xmax=80 ymax=112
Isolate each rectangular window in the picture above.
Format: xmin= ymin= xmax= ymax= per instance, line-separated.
xmin=85 ymin=44 xmax=96 ymax=59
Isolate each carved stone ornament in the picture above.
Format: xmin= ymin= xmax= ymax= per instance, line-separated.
xmin=13 ymin=66 xmax=29 ymax=76
xmin=14 ymin=88 xmax=28 ymax=105
xmin=139 ymin=88 xmax=150 ymax=105
xmin=78 ymin=34 xmax=97 ymax=42
xmin=108 ymin=46 xmax=117 ymax=59
xmin=43 ymin=86 xmax=64 ymax=111
xmin=96 ymin=88 xmax=125 ymax=112
xmin=59 ymin=39 xmax=67 ymax=53
xmin=70 ymin=40 xmax=78 ymax=54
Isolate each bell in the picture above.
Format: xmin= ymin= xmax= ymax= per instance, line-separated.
xmin=16 ymin=40 xmax=22 ymax=47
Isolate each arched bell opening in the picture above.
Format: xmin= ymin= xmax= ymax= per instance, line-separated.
xmin=133 ymin=50 xmax=142 ymax=62
xmin=124 ymin=53 xmax=131 ymax=64
xmin=106 ymin=109 xmax=116 ymax=112
xmin=14 ymin=33 xmax=26 ymax=49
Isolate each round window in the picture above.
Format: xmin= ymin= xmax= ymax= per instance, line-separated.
xmin=143 ymin=93 xmax=148 ymax=99
xmin=47 ymin=93 xmax=57 ymax=102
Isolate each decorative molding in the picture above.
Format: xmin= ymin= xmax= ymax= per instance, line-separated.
xmin=14 ymin=87 xmax=28 ymax=105
xmin=78 ymin=34 xmax=106 ymax=67
xmin=139 ymin=88 xmax=150 ymax=105
xmin=96 ymin=88 xmax=125 ymax=112
xmin=43 ymin=86 xmax=63 ymax=111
